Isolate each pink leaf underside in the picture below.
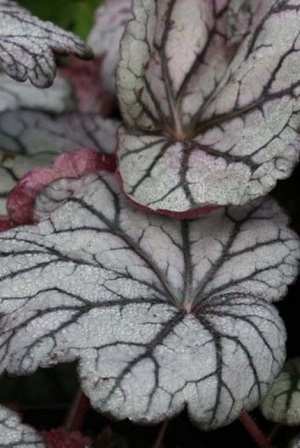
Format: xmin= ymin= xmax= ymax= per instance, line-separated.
xmin=59 ymin=56 xmax=115 ymax=116
xmin=6 ymin=148 xmax=116 ymax=226
xmin=88 ymin=0 xmax=132 ymax=94
xmin=0 ymin=111 xmax=118 ymax=229
xmin=42 ymin=428 xmax=91 ymax=448
xmin=0 ymin=172 xmax=299 ymax=429
xmin=117 ymin=0 xmax=300 ymax=215
xmin=0 ymin=0 xmax=92 ymax=88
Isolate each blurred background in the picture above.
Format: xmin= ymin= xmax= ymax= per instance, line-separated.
xmin=17 ymin=0 xmax=103 ymax=39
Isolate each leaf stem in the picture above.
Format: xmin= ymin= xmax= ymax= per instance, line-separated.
xmin=64 ymin=389 xmax=90 ymax=432
xmin=152 ymin=420 xmax=169 ymax=448
xmin=239 ymin=411 xmax=273 ymax=448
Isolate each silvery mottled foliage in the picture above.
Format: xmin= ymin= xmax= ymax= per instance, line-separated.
xmin=0 ymin=0 xmax=92 ymax=87
xmin=0 ymin=112 xmax=118 ymax=214
xmin=0 ymin=172 xmax=299 ymax=429
xmin=117 ymin=0 xmax=300 ymax=215
xmin=0 ymin=74 xmax=74 ymax=113
xmin=0 ymin=111 xmax=118 ymax=156
xmin=0 ymin=405 xmax=45 ymax=447
xmin=88 ymin=0 xmax=132 ymax=94
xmin=261 ymin=357 xmax=300 ymax=426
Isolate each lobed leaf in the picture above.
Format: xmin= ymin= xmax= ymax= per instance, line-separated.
xmin=0 ymin=0 xmax=92 ymax=88
xmin=117 ymin=0 xmax=300 ymax=214
xmin=88 ymin=0 xmax=132 ymax=94
xmin=261 ymin=357 xmax=300 ymax=426
xmin=0 ymin=405 xmax=45 ymax=447
xmin=0 ymin=172 xmax=299 ymax=429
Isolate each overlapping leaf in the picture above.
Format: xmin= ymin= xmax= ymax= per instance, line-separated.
xmin=0 ymin=111 xmax=118 ymax=156
xmin=0 ymin=0 xmax=92 ymax=87
xmin=261 ymin=357 xmax=300 ymax=426
xmin=0 ymin=74 xmax=73 ymax=113
xmin=0 ymin=172 xmax=299 ymax=429
xmin=0 ymin=111 xmax=118 ymax=216
xmin=0 ymin=405 xmax=45 ymax=447
xmin=88 ymin=0 xmax=132 ymax=94
xmin=0 ymin=149 xmax=55 ymax=215
xmin=117 ymin=0 xmax=300 ymax=215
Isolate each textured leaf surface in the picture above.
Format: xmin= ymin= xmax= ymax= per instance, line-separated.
xmin=0 ymin=173 xmax=299 ymax=429
xmin=117 ymin=0 xmax=300 ymax=214
xmin=0 ymin=111 xmax=118 ymax=216
xmin=0 ymin=74 xmax=73 ymax=113
xmin=7 ymin=148 xmax=116 ymax=226
xmin=261 ymin=357 xmax=300 ymax=425
xmin=0 ymin=405 xmax=45 ymax=447
xmin=0 ymin=111 xmax=118 ymax=156
xmin=88 ymin=0 xmax=132 ymax=93
xmin=0 ymin=0 xmax=92 ymax=87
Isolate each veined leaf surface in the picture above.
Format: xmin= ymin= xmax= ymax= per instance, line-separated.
xmin=117 ymin=0 xmax=300 ymax=214
xmin=0 ymin=0 xmax=92 ymax=87
xmin=0 ymin=172 xmax=299 ymax=429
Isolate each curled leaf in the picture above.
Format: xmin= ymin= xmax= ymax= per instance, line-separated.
xmin=117 ymin=0 xmax=300 ymax=215
xmin=7 ymin=148 xmax=116 ymax=225
xmin=261 ymin=357 xmax=300 ymax=426
xmin=0 ymin=405 xmax=45 ymax=447
xmin=0 ymin=173 xmax=299 ymax=429
xmin=0 ymin=111 xmax=118 ymax=217
xmin=0 ymin=149 xmax=55 ymax=216
xmin=0 ymin=0 xmax=92 ymax=87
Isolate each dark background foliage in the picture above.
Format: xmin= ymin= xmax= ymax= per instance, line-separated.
xmin=0 ymin=1 xmax=300 ymax=447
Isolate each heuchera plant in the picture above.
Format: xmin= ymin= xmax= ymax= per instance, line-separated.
xmin=0 ymin=0 xmax=300 ymax=447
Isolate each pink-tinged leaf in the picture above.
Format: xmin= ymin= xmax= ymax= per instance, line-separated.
xmin=0 ymin=111 xmax=118 ymax=215
xmin=0 ymin=74 xmax=74 ymax=113
xmin=117 ymin=0 xmax=233 ymax=131
xmin=88 ymin=0 xmax=132 ymax=94
xmin=7 ymin=149 xmax=116 ymax=225
xmin=117 ymin=0 xmax=300 ymax=214
xmin=0 ymin=0 xmax=92 ymax=88
xmin=42 ymin=428 xmax=91 ymax=448
xmin=0 ymin=173 xmax=299 ymax=429
xmin=59 ymin=57 xmax=115 ymax=116
xmin=0 ymin=405 xmax=45 ymax=447
xmin=0 ymin=149 xmax=55 ymax=216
